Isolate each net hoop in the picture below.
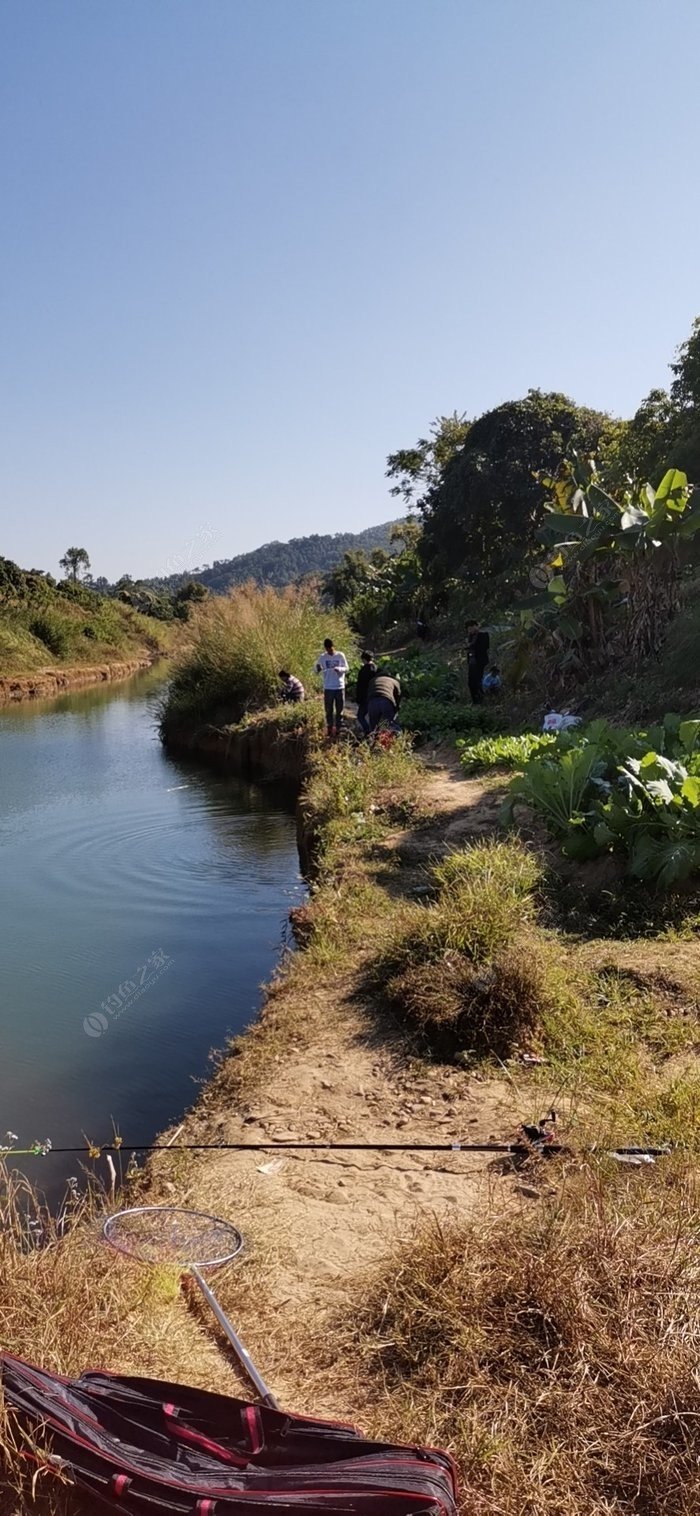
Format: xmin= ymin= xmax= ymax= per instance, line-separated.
xmin=102 ymin=1206 xmax=245 ymax=1269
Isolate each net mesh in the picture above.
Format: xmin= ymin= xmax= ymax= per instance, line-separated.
xmin=103 ymin=1206 xmax=244 ymax=1268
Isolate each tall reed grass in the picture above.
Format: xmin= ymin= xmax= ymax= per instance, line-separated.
xmin=161 ymin=582 xmax=353 ymax=730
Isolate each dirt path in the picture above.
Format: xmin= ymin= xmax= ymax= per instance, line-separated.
xmin=152 ymin=991 xmax=527 ymax=1414
xmin=145 ymin=757 xmax=536 ymax=1414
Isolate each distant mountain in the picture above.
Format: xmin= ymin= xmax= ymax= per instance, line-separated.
xmin=146 ymin=520 xmax=402 ymax=595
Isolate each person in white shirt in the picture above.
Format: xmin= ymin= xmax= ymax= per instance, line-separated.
xmin=314 ymin=637 xmax=350 ymax=738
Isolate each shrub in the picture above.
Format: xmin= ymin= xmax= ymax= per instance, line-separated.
xmin=28 ymin=611 xmax=72 ymax=657
xmin=161 ymin=584 xmax=353 ymax=730
xmin=370 ymin=837 xmax=564 ymax=1058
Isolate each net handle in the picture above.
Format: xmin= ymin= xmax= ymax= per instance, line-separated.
xmin=190 ymin=1266 xmax=278 ymax=1408
xmin=102 ymin=1208 xmax=277 ymax=1409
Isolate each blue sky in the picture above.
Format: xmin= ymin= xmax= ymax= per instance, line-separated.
xmin=2 ymin=0 xmax=699 ymax=580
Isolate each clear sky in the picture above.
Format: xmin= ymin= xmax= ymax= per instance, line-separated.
xmin=2 ymin=0 xmax=699 ymax=581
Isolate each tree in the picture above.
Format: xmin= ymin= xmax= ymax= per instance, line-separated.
xmin=416 ymin=391 xmax=611 ymax=599
xmin=59 ymin=546 xmax=91 ymax=582
xmin=670 ymin=317 xmax=700 ymax=413
xmin=386 ymin=413 xmax=471 ymax=508
xmin=600 ymin=390 xmax=677 ymax=491
xmin=665 ymin=315 xmax=700 ymax=485
xmin=323 ymin=549 xmax=373 ymax=608
xmin=173 ymin=580 xmax=208 ymax=621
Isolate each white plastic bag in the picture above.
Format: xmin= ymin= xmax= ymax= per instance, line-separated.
xmin=542 ymin=710 xmax=581 ymax=733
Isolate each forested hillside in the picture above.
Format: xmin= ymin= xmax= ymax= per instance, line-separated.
xmin=144 ymin=521 xmax=400 ymax=595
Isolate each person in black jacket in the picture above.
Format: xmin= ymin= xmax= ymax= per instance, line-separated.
xmin=466 ymin=618 xmax=490 ymax=704
xmin=367 ymin=671 xmax=401 ymax=732
xmin=355 ymin=649 xmax=376 ymax=735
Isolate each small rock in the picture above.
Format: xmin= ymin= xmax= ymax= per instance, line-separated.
xmin=320 ymin=1079 xmax=334 ymax=1091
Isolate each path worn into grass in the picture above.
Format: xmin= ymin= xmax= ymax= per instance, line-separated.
xmin=142 ymin=748 xmax=700 ymax=1418
xmin=146 ymin=755 xmax=537 ymax=1414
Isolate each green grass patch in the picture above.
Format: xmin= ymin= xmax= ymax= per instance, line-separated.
xmin=1 ymin=596 xmax=172 ymax=675
xmin=367 ymin=837 xmax=570 ymax=1060
xmin=540 ymin=961 xmax=700 ymax=1147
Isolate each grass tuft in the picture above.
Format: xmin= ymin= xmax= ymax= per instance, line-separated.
xmin=369 ymin=837 xmax=568 ymax=1059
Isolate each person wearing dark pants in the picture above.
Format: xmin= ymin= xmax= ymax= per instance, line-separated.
xmin=324 ymin=687 xmax=343 ymax=731
xmin=355 ymin=649 xmax=377 ymax=736
xmin=367 ymin=672 xmax=401 ymax=732
xmin=314 ymin=637 xmax=350 ymax=738
xmin=467 ymin=618 xmax=490 ymax=704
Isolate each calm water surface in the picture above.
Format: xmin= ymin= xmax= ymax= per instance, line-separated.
xmin=0 ymin=668 xmax=302 ymax=1195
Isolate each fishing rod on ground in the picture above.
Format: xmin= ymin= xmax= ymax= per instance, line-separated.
xmin=0 ymin=1124 xmax=672 ymax=1162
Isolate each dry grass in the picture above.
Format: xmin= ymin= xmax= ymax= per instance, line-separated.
xmin=337 ymin=1157 xmax=700 ymax=1515
xmin=0 ymin=1163 xmax=251 ymax=1511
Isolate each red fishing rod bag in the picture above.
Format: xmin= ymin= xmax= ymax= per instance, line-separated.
xmin=0 ymin=1352 xmax=458 ymax=1516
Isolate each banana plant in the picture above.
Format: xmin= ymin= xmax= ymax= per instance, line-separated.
xmin=533 ymin=457 xmax=700 ymax=661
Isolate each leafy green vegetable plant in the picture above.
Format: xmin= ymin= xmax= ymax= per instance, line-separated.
xmin=457 ymin=731 xmax=555 ymax=774
xmin=503 ymin=714 xmax=700 ymax=887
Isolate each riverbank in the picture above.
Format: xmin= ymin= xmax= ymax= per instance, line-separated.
xmin=139 ymin=706 xmax=700 ymax=1501
xmin=0 ymin=654 xmax=158 ymax=703
xmin=3 ymin=698 xmax=700 ymax=1513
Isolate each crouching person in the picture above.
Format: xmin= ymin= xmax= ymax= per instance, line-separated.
xmin=367 ymin=671 xmax=401 ymax=732
xmin=279 ymin=670 xmax=305 ymax=703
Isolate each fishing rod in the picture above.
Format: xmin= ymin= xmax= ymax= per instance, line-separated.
xmin=0 ymin=1137 xmax=671 ymax=1159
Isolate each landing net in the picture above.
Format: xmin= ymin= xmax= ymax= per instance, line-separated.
xmin=103 ymin=1206 xmax=244 ymax=1269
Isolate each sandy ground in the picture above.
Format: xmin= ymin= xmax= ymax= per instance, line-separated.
xmin=142 ymin=757 xmax=540 ymax=1414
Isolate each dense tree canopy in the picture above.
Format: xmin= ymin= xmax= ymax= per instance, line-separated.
xmin=415 ymin=390 xmax=611 ymax=600
xmin=143 ymin=523 xmax=400 ymax=598
xmin=666 ymin=317 xmax=700 ymax=485
xmin=601 ymin=389 xmax=677 ymax=491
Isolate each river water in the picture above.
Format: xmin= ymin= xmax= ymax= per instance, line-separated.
xmin=0 ymin=668 xmax=303 ymax=1198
